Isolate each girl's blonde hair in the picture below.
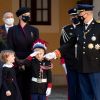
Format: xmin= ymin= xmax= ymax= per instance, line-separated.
xmin=0 ymin=50 xmax=15 ymax=63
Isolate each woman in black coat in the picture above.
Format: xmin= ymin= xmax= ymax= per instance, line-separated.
xmin=7 ymin=7 xmax=39 ymax=100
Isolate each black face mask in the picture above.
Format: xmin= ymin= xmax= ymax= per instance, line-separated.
xmin=22 ymin=15 xmax=31 ymax=23
xmin=78 ymin=16 xmax=85 ymax=25
xmin=71 ymin=17 xmax=80 ymax=25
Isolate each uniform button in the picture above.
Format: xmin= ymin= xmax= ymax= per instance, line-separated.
xmin=83 ymin=47 xmax=85 ymax=49
xmin=83 ymin=52 xmax=85 ymax=54
xmin=96 ymin=58 xmax=98 ymax=60
xmin=83 ymin=42 xmax=86 ymax=44
xmin=12 ymin=78 xmax=14 ymax=81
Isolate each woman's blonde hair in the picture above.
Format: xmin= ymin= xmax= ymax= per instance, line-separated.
xmin=0 ymin=50 xmax=15 ymax=63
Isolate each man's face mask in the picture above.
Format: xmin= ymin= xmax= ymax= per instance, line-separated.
xmin=78 ymin=16 xmax=85 ymax=25
xmin=4 ymin=18 xmax=14 ymax=25
xmin=21 ymin=15 xmax=31 ymax=23
xmin=71 ymin=17 xmax=80 ymax=25
xmin=77 ymin=11 xmax=87 ymax=25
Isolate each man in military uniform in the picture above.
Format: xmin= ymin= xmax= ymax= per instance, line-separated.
xmin=60 ymin=8 xmax=80 ymax=100
xmin=75 ymin=4 xmax=100 ymax=100
xmin=44 ymin=4 xmax=100 ymax=100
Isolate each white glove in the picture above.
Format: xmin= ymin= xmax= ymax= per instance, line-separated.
xmin=6 ymin=90 xmax=11 ymax=96
xmin=46 ymin=88 xmax=51 ymax=96
xmin=44 ymin=52 xmax=57 ymax=60
xmin=62 ymin=64 xmax=67 ymax=74
xmin=30 ymin=51 xmax=40 ymax=57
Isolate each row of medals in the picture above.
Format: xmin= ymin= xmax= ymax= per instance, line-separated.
xmin=84 ymin=29 xmax=100 ymax=50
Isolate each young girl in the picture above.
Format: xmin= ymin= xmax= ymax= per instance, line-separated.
xmin=0 ymin=50 xmax=22 ymax=100
xmin=22 ymin=39 xmax=53 ymax=100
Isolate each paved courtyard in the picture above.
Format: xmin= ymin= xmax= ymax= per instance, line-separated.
xmin=48 ymin=86 xmax=68 ymax=100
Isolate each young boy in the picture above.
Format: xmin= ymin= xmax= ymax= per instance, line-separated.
xmin=22 ymin=39 xmax=53 ymax=100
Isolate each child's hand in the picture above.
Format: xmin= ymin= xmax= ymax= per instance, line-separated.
xmin=6 ymin=90 xmax=11 ymax=96
xmin=44 ymin=52 xmax=57 ymax=60
xmin=46 ymin=88 xmax=51 ymax=96
xmin=30 ymin=51 xmax=40 ymax=57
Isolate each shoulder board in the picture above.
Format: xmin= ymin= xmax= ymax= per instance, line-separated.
xmin=63 ymin=24 xmax=73 ymax=29
xmin=96 ymin=20 xmax=100 ymax=23
xmin=62 ymin=25 xmax=67 ymax=29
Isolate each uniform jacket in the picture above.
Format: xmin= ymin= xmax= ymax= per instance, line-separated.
xmin=7 ymin=24 xmax=39 ymax=59
xmin=60 ymin=25 xmax=78 ymax=70
xmin=59 ymin=19 xmax=100 ymax=73
xmin=23 ymin=57 xmax=52 ymax=94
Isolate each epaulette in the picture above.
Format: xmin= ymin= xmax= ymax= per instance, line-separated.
xmin=62 ymin=24 xmax=73 ymax=30
xmin=96 ymin=20 xmax=100 ymax=23
xmin=62 ymin=25 xmax=68 ymax=29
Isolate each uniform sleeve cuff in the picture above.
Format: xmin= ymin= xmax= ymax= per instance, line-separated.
xmin=54 ymin=49 xmax=61 ymax=59
xmin=26 ymin=56 xmax=32 ymax=61
xmin=48 ymin=83 xmax=52 ymax=88
xmin=60 ymin=57 xmax=65 ymax=64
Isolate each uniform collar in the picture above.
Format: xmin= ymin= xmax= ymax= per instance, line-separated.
xmin=72 ymin=24 xmax=76 ymax=28
xmin=85 ymin=18 xmax=93 ymax=26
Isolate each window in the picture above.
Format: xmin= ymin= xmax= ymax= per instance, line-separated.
xmin=19 ymin=0 xmax=51 ymax=25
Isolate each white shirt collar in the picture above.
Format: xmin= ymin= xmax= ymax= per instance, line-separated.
xmin=84 ymin=18 xmax=93 ymax=30
xmin=5 ymin=24 xmax=13 ymax=33
xmin=3 ymin=63 xmax=13 ymax=68
xmin=72 ymin=24 xmax=76 ymax=29
xmin=85 ymin=18 xmax=93 ymax=26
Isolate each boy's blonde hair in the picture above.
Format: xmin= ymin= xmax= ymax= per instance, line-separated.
xmin=0 ymin=50 xmax=15 ymax=63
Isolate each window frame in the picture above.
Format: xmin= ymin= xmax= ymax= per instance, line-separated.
xmin=19 ymin=0 xmax=51 ymax=25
